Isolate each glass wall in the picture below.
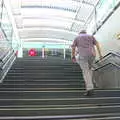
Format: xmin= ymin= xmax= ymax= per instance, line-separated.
xmin=0 ymin=0 xmax=11 ymax=56
xmin=1 ymin=2 xmax=13 ymax=42
xmin=0 ymin=28 xmax=11 ymax=56
xmin=96 ymin=0 xmax=120 ymax=26
xmin=0 ymin=0 xmax=2 ymax=21
xmin=0 ymin=0 xmax=19 ymax=57
xmin=87 ymin=0 xmax=120 ymax=34
xmin=23 ymin=48 xmax=71 ymax=59
xmin=23 ymin=42 xmax=71 ymax=59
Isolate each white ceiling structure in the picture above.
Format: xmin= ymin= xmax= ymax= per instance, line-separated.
xmin=10 ymin=0 xmax=100 ymax=45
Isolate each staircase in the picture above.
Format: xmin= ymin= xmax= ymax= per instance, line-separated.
xmin=0 ymin=56 xmax=120 ymax=120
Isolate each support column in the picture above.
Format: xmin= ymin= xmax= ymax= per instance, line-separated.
xmin=63 ymin=45 xmax=66 ymax=60
xmin=42 ymin=47 xmax=45 ymax=59
xmin=94 ymin=7 xmax=98 ymax=32
xmin=17 ymin=45 xmax=23 ymax=57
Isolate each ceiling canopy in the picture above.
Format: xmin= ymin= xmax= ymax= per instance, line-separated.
xmin=12 ymin=0 xmax=100 ymax=44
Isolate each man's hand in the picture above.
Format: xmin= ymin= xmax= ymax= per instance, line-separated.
xmin=99 ymin=55 xmax=103 ymax=60
xmin=72 ymin=56 xmax=76 ymax=63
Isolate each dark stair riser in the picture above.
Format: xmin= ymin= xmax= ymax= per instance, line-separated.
xmin=5 ymin=76 xmax=83 ymax=80
xmin=0 ymin=92 xmax=83 ymax=99
xmin=8 ymin=70 xmax=81 ymax=73
xmin=0 ymin=84 xmax=85 ymax=89
xmin=10 ymin=68 xmax=81 ymax=71
xmin=0 ymin=91 xmax=120 ymax=99
xmin=12 ymin=63 xmax=79 ymax=66
xmin=0 ymin=106 xmax=120 ymax=116
xmin=6 ymin=72 xmax=82 ymax=76
xmin=3 ymin=79 xmax=82 ymax=82
xmin=0 ymin=97 xmax=120 ymax=106
xmin=3 ymin=80 xmax=84 ymax=84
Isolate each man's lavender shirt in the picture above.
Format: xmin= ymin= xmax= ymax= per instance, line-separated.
xmin=72 ymin=33 xmax=97 ymax=57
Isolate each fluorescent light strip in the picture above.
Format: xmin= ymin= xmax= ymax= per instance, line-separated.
xmin=23 ymin=16 xmax=84 ymax=25
xmin=22 ymin=38 xmax=72 ymax=43
xmin=19 ymin=28 xmax=78 ymax=35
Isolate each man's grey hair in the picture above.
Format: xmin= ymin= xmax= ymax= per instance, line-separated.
xmin=79 ymin=30 xmax=87 ymax=34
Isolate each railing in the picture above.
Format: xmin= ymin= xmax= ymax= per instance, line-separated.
xmin=94 ymin=52 xmax=120 ymax=70
xmin=94 ymin=62 xmax=120 ymax=71
xmin=0 ymin=48 xmax=11 ymax=62
xmin=0 ymin=49 xmax=16 ymax=82
xmin=94 ymin=53 xmax=120 ymax=89
xmin=0 ymin=49 xmax=14 ymax=68
xmin=1 ymin=49 xmax=14 ymax=63
xmin=94 ymin=62 xmax=120 ymax=89
xmin=95 ymin=52 xmax=120 ymax=63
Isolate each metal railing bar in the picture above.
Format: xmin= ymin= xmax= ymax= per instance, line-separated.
xmin=96 ymin=52 xmax=120 ymax=63
xmin=94 ymin=62 xmax=120 ymax=71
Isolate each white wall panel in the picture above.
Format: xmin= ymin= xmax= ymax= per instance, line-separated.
xmin=95 ymin=6 xmax=120 ymax=57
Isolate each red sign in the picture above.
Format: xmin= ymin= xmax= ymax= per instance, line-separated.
xmin=28 ymin=49 xmax=37 ymax=56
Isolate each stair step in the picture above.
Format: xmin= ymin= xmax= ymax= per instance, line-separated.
xmin=0 ymin=90 xmax=120 ymax=99
xmin=0 ymin=96 xmax=120 ymax=106
xmin=11 ymin=66 xmax=81 ymax=71
xmin=0 ymin=113 xmax=120 ymax=120
xmin=3 ymin=79 xmax=82 ymax=82
xmin=0 ymin=88 xmax=85 ymax=91
xmin=5 ymin=76 xmax=82 ymax=80
xmin=0 ymin=91 xmax=82 ymax=99
xmin=0 ymin=84 xmax=84 ymax=89
xmin=7 ymin=72 xmax=82 ymax=76
xmin=13 ymin=63 xmax=75 ymax=65
xmin=9 ymin=69 xmax=81 ymax=72
xmin=3 ymin=80 xmax=84 ymax=84
xmin=0 ymin=105 xmax=119 ymax=117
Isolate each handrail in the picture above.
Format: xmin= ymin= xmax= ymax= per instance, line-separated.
xmin=2 ymin=52 xmax=15 ymax=70
xmin=94 ymin=62 xmax=120 ymax=71
xmin=0 ymin=49 xmax=10 ymax=61
xmin=95 ymin=52 xmax=120 ymax=63
xmin=111 ymin=52 xmax=120 ymax=57
xmin=0 ymin=54 xmax=16 ymax=83
xmin=2 ymin=49 xmax=14 ymax=63
xmin=0 ymin=50 xmax=11 ymax=70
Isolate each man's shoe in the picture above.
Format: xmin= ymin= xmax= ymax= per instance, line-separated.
xmin=84 ymin=90 xmax=94 ymax=96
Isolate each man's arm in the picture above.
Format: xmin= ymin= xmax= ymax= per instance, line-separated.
xmin=72 ymin=47 xmax=76 ymax=58
xmin=71 ymin=47 xmax=76 ymax=63
xmin=71 ymin=37 xmax=77 ymax=58
xmin=95 ymin=41 xmax=102 ymax=59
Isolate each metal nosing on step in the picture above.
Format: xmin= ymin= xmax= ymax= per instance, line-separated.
xmin=0 ymin=104 xmax=99 ymax=108
xmin=0 ymin=105 xmax=120 ymax=110
xmin=90 ymin=117 xmax=120 ymax=120
xmin=0 ymin=89 xmax=120 ymax=92
xmin=65 ymin=116 xmax=120 ymax=120
xmin=0 ymin=97 xmax=120 ymax=101
xmin=0 ymin=103 xmax=120 ymax=108
xmin=1 ymin=83 xmax=76 ymax=85
xmin=0 ymin=87 xmax=119 ymax=91
xmin=0 ymin=113 xmax=120 ymax=120
xmin=3 ymin=80 xmax=81 ymax=81
xmin=0 ymin=88 xmax=84 ymax=90
xmin=0 ymin=90 xmax=84 ymax=93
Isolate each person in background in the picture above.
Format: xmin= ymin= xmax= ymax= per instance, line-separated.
xmin=71 ymin=30 xmax=102 ymax=96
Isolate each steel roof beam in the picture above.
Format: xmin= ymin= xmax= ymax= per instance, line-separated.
xmin=72 ymin=0 xmax=94 ymax=7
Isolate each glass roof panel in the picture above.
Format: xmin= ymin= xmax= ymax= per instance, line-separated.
xmin=19 ymin=0 xmax=105 ymax=42
xmin=22 ymin=0 xmax=79 ymax=11
xmin=21 ymin=8 xmax=75 ymax=19
xmin=23 ymin=19 xmax=72 ymax=29
xmin=21 ymin=0 xmax=101 ymax=32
